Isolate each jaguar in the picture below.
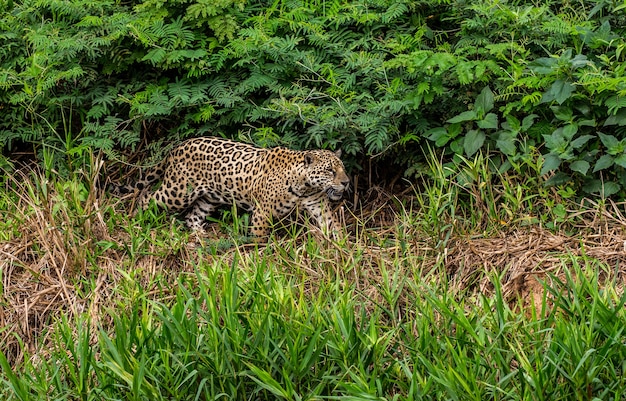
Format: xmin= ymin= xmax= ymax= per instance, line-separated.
xmin=117 ymin=137 xmax=350 ymax=238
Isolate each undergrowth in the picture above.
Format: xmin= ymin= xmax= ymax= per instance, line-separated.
xmin=1 ymin=153 xmax=625 ymax=400
xmin=3 ymin=0 xmax=626 ymax=196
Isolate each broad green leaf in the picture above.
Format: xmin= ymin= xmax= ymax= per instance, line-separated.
xmin=561 ymin=48 xmax=573 ymax=61
xmin=541 ymin=153 xmax=561 ymax=175
xmin=561 ymin=123 xmax=578 ymax=140
xmin=614 ymin=154 xmax=626 ymax=168
xmin=475 ymin=86 xmax=494 ymax=114
xmin=544 ymin=172 xmax=571 ymax=186
xmin=570 ymin=134 xmax=594 ymax=149
xmin=582 ymin=179 xmax=602 ymax=194
xmin=521 ymin=114 xmax=537 ymax=132
xmin=553 ymin=203 xmax=567 ymax=219
xmin=450 ymin=137 xmax=464 ymax=155
xmin=601 ymin=182 xmax=621 ymax=197
xmin=477 ymin=113 xmax=498 ymax=129
xmin=435 ymin=137 xmax=449 ymax=147
xmin=584 ymin=180 xmax=621 ymax=197
xmin=448 ymin=122 xmax=463 ymax=138
xmin=598 ymin=132 xmax=621 ymax=154
xmin=528 ymin=57 xmax=557 ymax=74
xmin=549 ymin=80 xmax=575 ymax=105
xmin=427 ymin=127 xmax=451 ymax=147
xmin=575 ymin=103 xmax=591 ymax=115
xmin=604 ymin=109 xmax=626 ymax=126
xmin=551 ymin=105 xmax=573 ymax=122
xmin=464 ymin=129 xmax=485 ymax=156
xmin=426 ymin=127 xmax=447 ymax=142
xmin=543 ymin=129 xmax=567 ymax=152
xmin=578 ymin=119 xmax=596 ymax=127
xmin=496 ymin=131 xmax=517 ymax=155
xmin=570 ymin=54 xmax=589 ymax=69
xmin=569 ymin=160 xmax=590 ymax=175
xmin=447 ymin=110 xmax=476 ymax=124
xmin=593 ymin=154 xmax=614 ymax=172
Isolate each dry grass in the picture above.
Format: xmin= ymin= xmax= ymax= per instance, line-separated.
xmin=446 ymin=226 xmax=626 ymax=312
xmin=2 ymin=165 xmax=626 ymax=369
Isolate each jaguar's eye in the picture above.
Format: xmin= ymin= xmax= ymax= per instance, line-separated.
xmin=327 ymin=168 xmax=336 ymax=177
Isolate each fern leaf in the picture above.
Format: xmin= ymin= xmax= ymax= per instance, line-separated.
xmin=605 ymin=96 xmax=626 ymax=115
xmin=142 ymin=48 xmax=167 ymax=65
xmin=381 ymin=2 xmax=408 ymax=24
xmin=456 ymin=60 xmax=474 ymax=85
xmin=168 ymin=79 xmax=193 ymax=105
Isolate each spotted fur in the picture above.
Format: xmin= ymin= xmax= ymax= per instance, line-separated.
xmin=118 ymin=137 xmax=350 ymax=237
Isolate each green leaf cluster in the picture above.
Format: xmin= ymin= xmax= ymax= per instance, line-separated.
xmin=0 ymin=0 xmax=243 ymax=168
xmin=433 ymin=3 xmax=626 ymax=196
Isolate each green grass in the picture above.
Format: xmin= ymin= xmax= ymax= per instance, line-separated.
xmin=2 ymin=255 xmax=625 ymax=400
xmin=1 ymin=153 xmax=625 ymax=400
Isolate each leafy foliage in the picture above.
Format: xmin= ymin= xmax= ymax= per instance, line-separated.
xmin=1 ymin=0 xmax=626 ymax=195
xmin=0 ymin=0 xmax=244 ymax=168
xmin=435 ymin=2 xmax=626 ymax=196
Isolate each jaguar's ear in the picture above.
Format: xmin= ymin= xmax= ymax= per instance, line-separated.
xmin=334 ymin=149 xmax=342 ymax=158
xmin=304 ymin=154 xmax=315 ymax=165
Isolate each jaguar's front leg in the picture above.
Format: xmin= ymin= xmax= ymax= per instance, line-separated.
xmin=249 ymin=208 xmax=271 ymax=240
xmin=302 ymin=198 xmax=340 ymax=238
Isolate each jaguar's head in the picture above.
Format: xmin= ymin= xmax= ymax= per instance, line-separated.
xmin=302 ymin=149 xmax=350 ymax=201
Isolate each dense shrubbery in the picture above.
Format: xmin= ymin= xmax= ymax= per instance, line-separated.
xmin=1 ymin=0 xmax=626 ymax=195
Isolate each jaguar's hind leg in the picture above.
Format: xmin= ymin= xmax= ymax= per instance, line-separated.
xmin=185 ymin=197 xmax=217 ymax=230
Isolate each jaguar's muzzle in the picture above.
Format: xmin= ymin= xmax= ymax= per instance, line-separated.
xmin=326 ymin=187 xmax=345 ymax=201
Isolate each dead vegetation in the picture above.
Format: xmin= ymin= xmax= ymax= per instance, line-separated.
xmin=446 ymin=225 xmax=626 ymax=312
xmin=1 ymin=167 xmax=626 ymax=369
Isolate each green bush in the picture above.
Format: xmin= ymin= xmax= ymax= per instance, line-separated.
xmin=443 ymin=1 xmax=626 ymax=197
xmin=1 ymin=0 xmax=626 ymax=195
